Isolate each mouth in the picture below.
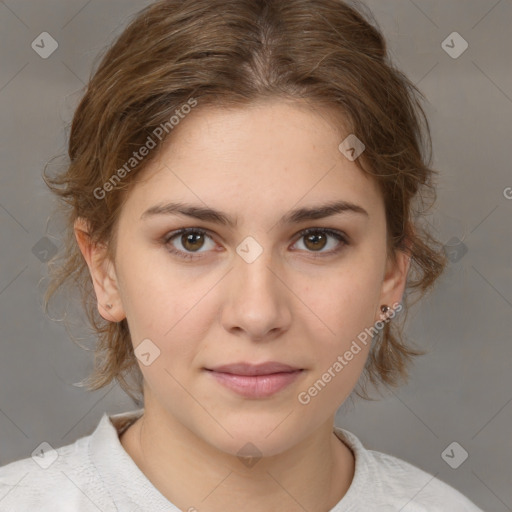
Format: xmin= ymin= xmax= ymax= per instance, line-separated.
xmin=203 ymin=362 xmax=304 ymax=398
xmin=205 ymin=361 xmax=303 ymax=376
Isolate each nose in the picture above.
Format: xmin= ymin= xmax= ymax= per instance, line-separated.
xmin=220 ymin=244 xmax=292 ymax=341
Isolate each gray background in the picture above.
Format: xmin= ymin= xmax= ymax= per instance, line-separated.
xmin=0 ymin=1 xmax=511 ymax=510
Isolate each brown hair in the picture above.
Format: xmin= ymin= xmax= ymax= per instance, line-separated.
xmin=43 ymin=0 xmax=447 ymax=403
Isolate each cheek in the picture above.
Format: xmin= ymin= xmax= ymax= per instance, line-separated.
xmin=302 ymin=262 xmax=383 ymax=346
xmin=116 ymin=244 xmax=204 ymax=333
xmin=121 ymin=273 xmax=220 ymax=376
xmin=295 ymin=273 xmax=378 ymax=413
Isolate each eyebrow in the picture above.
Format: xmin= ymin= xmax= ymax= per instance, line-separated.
xmin=140 ymin=200 xmax=369 ymax=227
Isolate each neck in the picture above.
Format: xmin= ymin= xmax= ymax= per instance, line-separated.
xmin=120 ymin=405 xmax=355 ymax=512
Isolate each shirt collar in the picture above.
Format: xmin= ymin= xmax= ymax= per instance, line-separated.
xmin=88 ymin=409 xmax=179 ymax=511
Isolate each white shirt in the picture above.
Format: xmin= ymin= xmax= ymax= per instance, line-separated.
xmin=0 ymin=409 xmax=484 ymax=511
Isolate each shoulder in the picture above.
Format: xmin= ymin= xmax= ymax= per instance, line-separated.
xmin=334 ymin=427 xmax=484 ymax=511
xmin=0 ymin=422 xmax=116 ymax=511
xmin=368 ymin=449 xmax=483 ymax=511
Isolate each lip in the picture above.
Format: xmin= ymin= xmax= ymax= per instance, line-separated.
xmin=207 ymin=362 xmax=302 ymax=376
xmin=204 ymin=362 xmax=304 ymax=398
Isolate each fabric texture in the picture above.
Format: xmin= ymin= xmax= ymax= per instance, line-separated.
xmin=0 ymin=409 xmax=484 ymax=511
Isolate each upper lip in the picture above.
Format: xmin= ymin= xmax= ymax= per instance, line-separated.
xmin=206 ymin=362 xmax=303 ymax=376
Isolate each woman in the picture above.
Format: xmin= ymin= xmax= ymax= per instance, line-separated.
xmin=0 ymin=0 xmax=484 ymax=510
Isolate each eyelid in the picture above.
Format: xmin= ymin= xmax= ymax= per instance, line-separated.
xmin=163 ymin=227 xmax=211 ymax=243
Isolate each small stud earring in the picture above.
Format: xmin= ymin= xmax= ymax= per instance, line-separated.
xmin=380 ymin=304 xmax=392 ymax=322
xmin=105 ymin=304 xmax=113 ymax=310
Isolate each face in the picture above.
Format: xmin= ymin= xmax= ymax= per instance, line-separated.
xmin=78 ymin=99 xmax=409 ymax=457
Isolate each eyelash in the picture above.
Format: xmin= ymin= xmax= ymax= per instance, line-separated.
xmin=162 ymin=227 xmax=349 ymax=261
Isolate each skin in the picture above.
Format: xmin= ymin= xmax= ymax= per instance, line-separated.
xmin=75 ymin=98 xmax=410 ymax=512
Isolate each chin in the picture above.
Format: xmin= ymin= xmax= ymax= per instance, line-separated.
xmin=194 ymin=414 xmax=305 ymax=460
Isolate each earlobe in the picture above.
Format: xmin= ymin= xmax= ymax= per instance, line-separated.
xmin=74 ymin=217 xmax=126 ymax=323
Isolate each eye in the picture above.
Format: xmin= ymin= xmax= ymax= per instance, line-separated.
xmin=164 ymin=228 xmax=216 ymax=259
xmin=163 ymin=227 xmax=349 ymax=261
xmin=291 ymin=228 xmax=349 ymax=256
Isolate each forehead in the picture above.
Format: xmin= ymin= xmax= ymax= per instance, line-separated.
xmin=124 ymin=99 xmax=382 ymax=222
xmin=158 ymin=98 xmax=349 ymax=164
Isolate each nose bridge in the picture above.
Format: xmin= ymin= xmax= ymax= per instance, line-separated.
xmin=233 ymin=236 xmax=279 ymax=299
xmin=221 ymin=236 xmax=290 ymax=337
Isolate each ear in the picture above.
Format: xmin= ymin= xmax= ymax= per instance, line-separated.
xmin=74 ymin=217 xmax=126 ymax=323
xmin=375 ymin=247 xmax=411 ymax=322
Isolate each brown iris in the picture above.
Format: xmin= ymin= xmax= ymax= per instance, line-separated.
xmin=181 ymin=232 xmax=205 ymax=252
xmin=303 ymin=232 xmax=327 ymax=251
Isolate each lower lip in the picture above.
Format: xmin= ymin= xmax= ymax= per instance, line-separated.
xmin=206 ymin=370 xmax=303 ymax=398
